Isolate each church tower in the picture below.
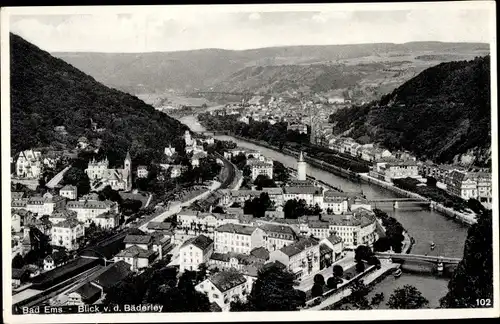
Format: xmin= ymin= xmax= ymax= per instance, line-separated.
xmin=297 ymin=151 xmax=307 ymax=181
xmin=124 ymin=150 xmax=132 ymax=191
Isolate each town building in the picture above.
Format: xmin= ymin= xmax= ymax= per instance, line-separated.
xmin=268 ymin=237 xmax=321 ymax=280
xmin=137 ymin=166 xmax=149 ymax=178
xmin=370 ymin=160 xmax=419 ymax=183
xmin=59 ymin=185 xmax=78 ymax=200
xmin=179 ymin=235 xmax=214 ymax=272
xmin=93 ymin=211 xmax=121 ymax=229
xmin=49 ymin=209 xmax=78 ymax=225
xmin=320 ymin=234 xmax=344 ymax=261
xmin=123 ymin=234 xmax=153 ymax=250
xmin=164 ymin=145 xmax=176 ymax=157
xmin=322 ymin=190 xmax=350 ymax=215
xmin=248 ymin=160 xmax=273 ymax=181
xmin=25 ymin=194 xmax=66 ymax=216
xmin=114 ymin=245 xmax=157 ymax=272
xmin=16 ymin=149 xmax=43 ymax=179
xmin=287 ymin=123 xmax=308 ymax=134
xmin=214 ymin=224 xmax=267 ymax=254
xmin=51 ymin=218 xmax=85 ymax=251
xmin=84 ymin=152 xmax=132 ymax=191
xmin=283 ymin=185 xmax=324 ymax=206
xmin=66 ymin=199 xmax=118 ymax=226
xmin=43 ymin=251 xmax=69 ymax=271
xmin=195 ymin=270 xmax=250 ymax=312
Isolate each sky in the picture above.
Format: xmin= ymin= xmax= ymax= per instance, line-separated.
xmin=7 ymin=3 xmax=494 ymax=53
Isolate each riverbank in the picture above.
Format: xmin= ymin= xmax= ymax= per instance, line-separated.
xmin=223 ymin=133 xmax=475 ymax=227
xmin=360 ymin=173 xmax=477 ymax=226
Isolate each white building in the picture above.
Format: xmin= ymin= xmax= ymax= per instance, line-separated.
xmin=114 ymin=245 xmax=157 ymax=272
xmin=66 ymin=199 xmax=118 ymax=226
xmin=25 ymin=194 xmax=66 ymax=216
xmin=93 ymin=211 xmax=121 ymax=229
xmin=137 ymin=166 xmax=148 ymax=178
xmin=195 ymin=270 xmax=250 ymax=312
xmin=370 ymin=161 xmax=419 ymax=183
xmin=214 ymin=224 xmax=266 ymax=254
xmin=179 ymin=234 xmax=214 ymax=272
xmin=248 ymin=160 xmax=274 ymax=181
xmin=283 ymin=186 xmax=324 ymax=206
xmin=51 ymin=218 xmax=85 ymax=251
xmin=85 ymin=152 xmax=132 ymax=191
xmin=268 ymin=237 xmax=321 ymax=280
xmin=16 ymin=149 xmax=42 ymax=179
xmin=59 ymin=185 xmax=78 ymax=200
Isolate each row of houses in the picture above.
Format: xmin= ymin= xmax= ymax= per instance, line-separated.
xmin=184 ymin=232 xmax=344 ymax=311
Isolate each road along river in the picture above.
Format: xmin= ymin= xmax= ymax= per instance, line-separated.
xmin=179 ymin=114 xmax=468 ymax=307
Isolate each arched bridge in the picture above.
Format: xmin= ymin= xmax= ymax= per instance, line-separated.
xmin=368 ymin=198 xmax=431 ymax=209
xmin=375 ymin=252 xmax=461 ymax=265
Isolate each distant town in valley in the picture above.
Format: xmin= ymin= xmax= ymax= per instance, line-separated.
xmin=7 ymin=5 xmax=494 ymax=318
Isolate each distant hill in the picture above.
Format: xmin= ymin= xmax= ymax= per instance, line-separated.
xmin=329 ymin=56 xmax=491 ymax=166
xmin=10 ymin=33 xmax=187 ymax=166
xmin=54 ymin=42 xmax=489 ymax=98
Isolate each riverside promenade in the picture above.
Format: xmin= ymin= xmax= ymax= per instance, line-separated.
xmin=304 ymin=260 xmax=400 ymax=311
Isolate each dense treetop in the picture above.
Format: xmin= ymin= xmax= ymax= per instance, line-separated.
xmin=329 ymin=56 xmax=491 ymax=166
xmin=10 ymin=33 xmax=187 ymax=166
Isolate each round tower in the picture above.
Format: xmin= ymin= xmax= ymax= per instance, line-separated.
xmin=297 ymin=151 xmax=307 ymax=181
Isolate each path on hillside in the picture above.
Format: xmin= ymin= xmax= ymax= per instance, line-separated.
xmin=46 ymin=165 xmax=72 ymax=189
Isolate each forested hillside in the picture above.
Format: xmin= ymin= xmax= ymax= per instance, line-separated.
xmin=10 ymin=33 xmax=187 ymax=166
xmin=54 ymin=42 xmax=489 ymax=96
xmin=329 ymin=56 xmax=491 ymax=166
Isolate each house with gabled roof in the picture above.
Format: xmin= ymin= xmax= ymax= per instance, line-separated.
xmin=179 ymin=234 xmax=214 ymax=272
xmin=195 ymin=270 xmax=250 ymax=312
xmin=269 ymin=237 xmax=320 ymax=280
xmin=114 ymin=245 xmax=157 ymax=272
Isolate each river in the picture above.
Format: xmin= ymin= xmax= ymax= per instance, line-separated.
xmin=179 ymin=114 xmax=468 ymax=308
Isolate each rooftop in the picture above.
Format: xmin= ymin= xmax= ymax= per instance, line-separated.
xmin=216 ymin=223 xmax=257 ymax=236
xmin=209 ymin=270 xmax=247 ymax=293
xmin=116 ymin=245 xmax=155 ymax=259
xmin=181 ymin=234 xmax=213 ymax=251
xmin=123 ymin=234 xmax=153 ymax=245
xmin=279 ymin=237 xmax=320 ymax=257
xmin=283 ymin=186 xmax=323 ymax=195
xmin=91 ymin=260 xmax=131 ymax=291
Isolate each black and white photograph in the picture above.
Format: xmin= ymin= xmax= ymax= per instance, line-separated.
xmin=1 ymin=2 xmax=498 ymax=323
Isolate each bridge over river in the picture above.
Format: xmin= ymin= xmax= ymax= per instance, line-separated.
xmin=375 ymin=252 xmax=461 ymax=265
xmin=369 ymin=198 xmax=431 ymax=209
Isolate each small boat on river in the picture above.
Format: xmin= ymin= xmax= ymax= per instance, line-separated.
xmin=430 ymin=242 xmax=436 ymax=250
xmin=394 ymin=268 xmax=402 ymax=278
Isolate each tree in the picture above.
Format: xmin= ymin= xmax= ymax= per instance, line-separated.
xmin=211 ymin=206 xmax=224 ymax=214
xmin=284 ymin=199 xmax=308 ymax=219
xmin=253 ymin=175 xmax=277 ymax=190
xmin=327 ymin=277 xmax=338 ymax=289
xmin=63 ymin=166 xmax=90 ymax=195
xmin=426 ymin=176 xmax=437 ymax=187
xmin=313 ymin=274 xmax=325 ymax=286
xmin=333 ymin=265 xmax=344 ymax=277
xmin=311 ymin=283 xmax=324 ymax=298
xmin=12 ymin=254 xmax=25 ymax=269
xmin=440 ymin=210 xmax=493 ymax=308
xmin=348 ymin=280 xmax=372 ymax=310
xmin=356 ymin=261 xmax=366 ymax=273
xmin=373 ymin=237 xmax=391 ymax=252
xmin=371 ymin=293 xmax=385 ymax=306
xmin=387 ymin=285 xmax=429 ymax=309
xmin=238 ymin=262 xmax=306 ymax=311
xmin=355 ymin=245 xmax=373 ymax=262
xmin=98 ymin=185 xmax=123 ymax=203
xmin=121 ymin=199 xmax=143 ymax=216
